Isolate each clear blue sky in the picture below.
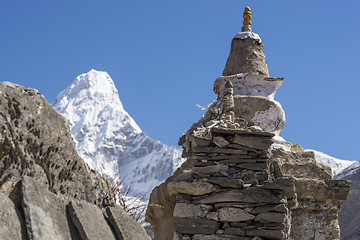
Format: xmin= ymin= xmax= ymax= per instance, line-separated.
xmin=1 ymin=1 xmax=359 ymax=160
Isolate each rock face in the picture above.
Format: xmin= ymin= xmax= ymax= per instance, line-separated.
xmin=146 ymin=8 xmax=350 ymax=240
xmin=0 ymin=82 xmax=150 ymax=240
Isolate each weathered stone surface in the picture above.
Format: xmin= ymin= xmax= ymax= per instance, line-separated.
xmin=69 ymin=200 xmax=116 ymax=240
xmin=193 ymin=234 xmax=248 ymax=240
xmin=290 ymin=210 xmax=340 ymax=240
xmin=218 ymin=207 xmax=255 ymax=222
xmin=233 ymin=96 xmax=285 ymax=135
xmin=174 ymin=203 xmax=211 ymax=218
xmin=213 ymin=136 xmax=230 ymax=148
xmin=232 ymin=134 xmax=273 ymax=150
xmin=262 ymin=177 xmax=296 ymax=199
xmin=0 ymin=192 xmax=22 ymax=240
xmin=194 ymin=188 xmax=285 ymax=204
xmin=106 ymin=206 xmax=151 ymax=240
xmin=175 ymin=217 xmax=219 ymax=235
xmin=295 ymin=178 xmax=350 ymax=202
xmin=222 ymin=37 xmax=269 ymax=77
xmin=271 ymin=149 xmax=332 ymax=180
xmin=251 ymin=204 xmax=287 ymax=214
xmin=224 ymin=227 xmax=246 ymax=236
xmin=246 ymin=228 xmax=285 ymax=240
xmin=168 ymin=181 xmax=217 ymax=196
xmin=207 ymin=177 xmax=244 ymax=189
xmin=236 ymin=162 xmax=268 ymax=171
xmin=21 ymin=176 xmax=76 ymax=240
xmin=193 ymin=147 xmax=248 ymax=155
xmin=206 ymin=212 xmax=219 ymax=221
xmin=191 ymin=164 xmax=229 ymax=174
xmin=254 ymin=212 xmax=286 ymax=224
xmin=0 ymin=82 xmax=114 ymax=206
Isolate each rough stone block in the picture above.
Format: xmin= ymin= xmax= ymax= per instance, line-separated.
xmin=246 ymin=228 xmax=285 ymax=240
xmin=175 ymin=217 xmax=219 ymax=235
xmin=224 ymin=227 xmax=246 ymax=236
xmin=106 ymin=206 xmax=151 ymax=240
xmin=193 ymin=234 xmax=250 ymax=240
xmin=21 ymin=176 xmax=76 ymax=240
xmin=236 ymin=162 xmax=268 ymax=171
xmin=232 ymin=134 xmax=273 ymax=150
xmin=254 ymin=212 xmax=287 ymax=224
xmin=193 ymin=188 xmax=286 ymax=205
xmin=69 ymin=200 xmax=116 ymax=240
xmin=218 ymin=207 xmax=255 ymax=222
xmin=250 ymin=204 xmax=287 ymax=214
xmin=168 ymin=181 xmax=216 ymax=196
xmin=207 ymin=177 xmax=244 ymax=189
xmin=213 ymin=136 xmax=230 ymax=148
xmin=0 ymin=192 xmax=22 ymax=240
xmin=191 ymin=164 xmax=229 ymax=175
xmin=174 ymin=203 xmax=211 ymax=218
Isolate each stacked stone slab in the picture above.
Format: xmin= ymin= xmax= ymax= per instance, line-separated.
xmin=146 ymin=6 xmax=350 ymax=240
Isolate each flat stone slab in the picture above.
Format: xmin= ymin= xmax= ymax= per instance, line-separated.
xmin=175 ymin=217 xmax=219 ymax=235
xmin=69 ymin=200 xmax=116 ymax=240
xmin=21 ymin=176 xmax=75 ymax=240
xmin=193 ymin=234 xmax=251 ymax=240
xmin=106 ymin=206 xmax=151 ymax=240
xmin=0 ymin=192 xmax=22 ymax=240
xmin=167 ymin=181 xmax=216 ymax=196
xmin=193 ymin=188 xmax=286 ymax=205
xmin=218 ymin=207 xmax=255 ymax=222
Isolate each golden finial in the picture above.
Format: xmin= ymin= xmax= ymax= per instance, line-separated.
xmin=243 ymin=6 xmax=252 ymax=26
xmin=241 ymin=6 xmax=252 ymax=32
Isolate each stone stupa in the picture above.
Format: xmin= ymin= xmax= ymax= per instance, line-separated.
xmin=146 ymin=6 xmax=350 ymax=240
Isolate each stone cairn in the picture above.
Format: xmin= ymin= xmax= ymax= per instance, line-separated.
xmin=146 ymin=6 xmax=350 ymax=240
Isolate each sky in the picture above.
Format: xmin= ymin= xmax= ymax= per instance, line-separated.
xmin=1 ymin=0 xmax=359 ymax=160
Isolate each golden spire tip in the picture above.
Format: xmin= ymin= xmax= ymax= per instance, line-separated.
xmin=243 ymin=6 xmax=252 ymax=26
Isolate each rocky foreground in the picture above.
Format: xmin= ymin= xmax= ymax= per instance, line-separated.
xmin=0 ymin=81 xmax=150 ymax=240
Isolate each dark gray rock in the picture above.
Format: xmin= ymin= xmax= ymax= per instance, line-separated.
xmin=207 ymin=177 xmax=244 ymax=189
xmin=21 ymin=176 xmax=76 ymax=240
xmin=246 ymin=228 xmax=285 ymax=240
xmin=167 ymin=181 xmax=216 ymax=196
xmin=175 ymin=217 xmax=219 ymax=235
xmin=0 ymin=192 xmax=22 ymax=240
xmin=106 ymin=206 xmax=151 ymax=240
xmin=232 ymin=134 xmax=273 ymax=151
xmin=193 ymin=188 xmax=286 ymax=204
xmin=173 ymin=203 xmax=211 ymax=218
xmin=0 ymin=82 xmax=114 ymax=206
xmin=224 ymin=227 xmax=246 ymax=236
xmin=68 ymin=200 xmax=116 ymax=240
xmin=218 ymin=207 xmax=255 ymax=222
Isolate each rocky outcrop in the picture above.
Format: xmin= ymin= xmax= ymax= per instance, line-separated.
xmin=0 ymin=82 xmax=150 ymax=240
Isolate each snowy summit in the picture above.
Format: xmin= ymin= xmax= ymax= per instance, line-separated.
xmin=53 ymin=69 xmax=185 ymax=196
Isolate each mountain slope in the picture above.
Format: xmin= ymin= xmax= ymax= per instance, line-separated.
xmin=335 ymin=160 xmax=360 ymax=240
xmin=53 ymin=69 xmax=184 ymax=196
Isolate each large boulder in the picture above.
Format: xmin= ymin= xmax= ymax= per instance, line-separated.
xmin=0 ymin=82 xmax=114 ymax=206
xmin=0 ymin=82 xmax=150 ymax=240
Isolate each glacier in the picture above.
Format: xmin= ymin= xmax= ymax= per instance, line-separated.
xmin=53 ymin=69 xmax=185 ymax=197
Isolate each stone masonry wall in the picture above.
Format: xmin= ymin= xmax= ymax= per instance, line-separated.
xmin=146 ymin=127 xmax=350 ymax=240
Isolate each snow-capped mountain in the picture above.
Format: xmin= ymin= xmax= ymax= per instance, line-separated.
xmin=335 ymin=160 xmax=360 ymax=180
xmin=53 ymin=69 xmax=185 ymax=197
xmin=306 ymin=149 xmax=355 ymax=177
